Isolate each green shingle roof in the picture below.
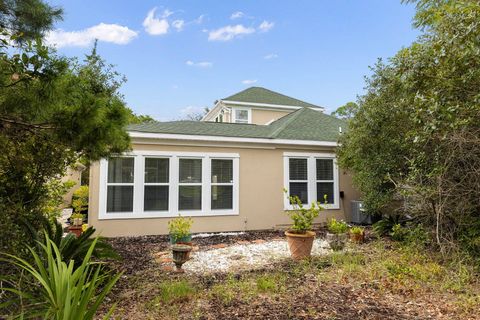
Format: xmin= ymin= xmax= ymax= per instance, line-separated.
xmin=222 ymin=87 xmax=322 ymax=109
xmin=128 ymin=108 xmax=345 ymax=142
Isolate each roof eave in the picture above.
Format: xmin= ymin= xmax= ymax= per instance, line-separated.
xmin=221 ymin=100 xmax=324 ymax=111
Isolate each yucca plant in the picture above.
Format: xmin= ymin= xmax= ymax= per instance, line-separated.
xmin=0 ymin=234 xmax=121 ymax=319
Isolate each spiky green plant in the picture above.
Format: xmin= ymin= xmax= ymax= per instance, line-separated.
xmin=0 ymin=234 xmax=121 ymax=319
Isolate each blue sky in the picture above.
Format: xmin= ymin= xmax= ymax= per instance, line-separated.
xmin=47 ymin=0 xmax=419 ymax=120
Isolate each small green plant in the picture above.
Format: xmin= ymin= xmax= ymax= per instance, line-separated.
xmin=284 ymin=189 xmax=323 ymax=233
xmin=350 ymin=226 xmax=365 ymax=235
xmin=168 ymin=215 xmax=193 ymax=241
xmin=71 ymin=212 xmax=84 ymax=220
xmin=390 ymin=223 xmax=408 ymax=241
xmin=327 ymin=218 xmax=349 ymax=234
xmin=156 ymin=280 xmax=197 ymax=303
xmin=72 ymin=185 xmax=89 ymax=214
xmin=256 ymin=276 xmax=278 ymax=293
xmin=1 ymin=234 xmax=121 ymax=319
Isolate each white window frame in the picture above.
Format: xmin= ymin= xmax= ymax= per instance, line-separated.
xmin=210 ymin=158 xmax=235 ymax=212
xmin=104 ymin=156 xmax=137 ymax=215
xmin=178 ymin=157 xmax=203 ymax=212
xmin=99 ymin=151 xmax=239 ymax=219
xmin=283 ymin=152 xmax=339 ymax=210
xmin=232 ymin=107 xmax=251 ymax=124
xmin=143 ymin=156 xmax=170 ymax=212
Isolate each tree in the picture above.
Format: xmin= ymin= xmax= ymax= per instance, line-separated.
xmin=338 ymin=0 xmax=480 ymax=257
xmin=126 ymin=108 xmax=155 ymax=124
xmin=331 ymin=102 xmax=358 ymax=119
xmin=182 ymin=107 xmax=210 ymax=121
xmin=0 ymin=36 xmax=131 ymax=260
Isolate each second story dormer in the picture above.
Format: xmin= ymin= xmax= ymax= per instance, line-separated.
xmin=202 ymin=87 xmax=324 ymax=125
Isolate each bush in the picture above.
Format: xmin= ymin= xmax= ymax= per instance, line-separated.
xmin=72 ymin=185 xmax=89 ymax=215
xmin=284 ymin=190 xmax=323 ymax=233
xmin=168 ymin=215 xmax=193 ymax=241
xmin=327 ymin=218 xmax=349 ymax=234
xmin=1 ymin=234 xmax=121 ymax=319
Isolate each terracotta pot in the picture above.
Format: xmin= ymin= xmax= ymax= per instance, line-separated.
xmin=349 ymin=232 xmax=365 ymax=244
xmin=326 ymin=233 xmax=348 ymax=251
xmin=68 ymin=226 xmax=82 ymax=238
xmin=285 ymin=230 xmax=316 ymax=260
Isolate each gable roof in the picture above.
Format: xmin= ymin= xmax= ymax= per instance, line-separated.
xmin=222 ymin=87 xmax=323 ymax=109
xmin=128 ymin=108 xmax=345 ymax=143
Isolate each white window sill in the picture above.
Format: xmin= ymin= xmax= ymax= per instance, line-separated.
xmin=99 ymin=210 xmax=239 ymax=220
xmin=284 ymin=204 xmax=340 ymax=211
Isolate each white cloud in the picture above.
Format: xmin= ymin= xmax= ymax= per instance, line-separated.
xmin=208 ymin=24 xmax=255 ymax=41
xmin=193 ymin=14 xmax=206 ymax=24
xmin=230 ymin=11 xmax=244 ymax=19
xmin=172 ymin=20 xmax=185 ymax=31
xmin=143 ymin=8 xmax=170 ymax=35
xmin=264 ymin=53 xmax=278 ymax=59
xmin=242 ymin=79 xmax=257 ymax=85
xmin=259 ymin=20 xmax=274 ymax=32
xmin=45 ymin=23 xmax=138 ymax=48
xmin=186 ymin=60 xmax=213 ymax=68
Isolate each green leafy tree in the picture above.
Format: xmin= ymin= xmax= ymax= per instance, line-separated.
xmin=0 ymin=28 xmax=131 ymax=263
xmin=331 ymin=101 xmax=359 ymax=119
xmin=338 ymin=0 xmax=480 ymax=257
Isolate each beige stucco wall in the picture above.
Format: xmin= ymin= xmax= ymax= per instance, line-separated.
xmin=89 ymin=141 xmax=361 ymax=237
xmin=251 ymin=109 xmax=291 ymax=125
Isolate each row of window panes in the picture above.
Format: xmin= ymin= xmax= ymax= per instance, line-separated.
xmin=106 ymin=157 xmax=233 ymax=213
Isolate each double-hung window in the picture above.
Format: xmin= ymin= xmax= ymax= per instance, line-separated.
xmin=178 ymin=158 xmax=202 ymax=211
xmin=106 ymin=157 xmax=134 ymax=213
xmin=144 ymin=158 xmax=169 ymax=211
xmin=100 ymin=152 xmax=239 ymax=219
xmin=211 ymin=159 xmax=233 ymax=210
xmin=284 ymin=153 xmax=339 ymax=209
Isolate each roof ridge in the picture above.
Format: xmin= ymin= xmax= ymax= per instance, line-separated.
xmin=268 ymin=108 xmax=308 ymax=138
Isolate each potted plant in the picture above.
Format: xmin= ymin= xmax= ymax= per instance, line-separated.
xmin=326 ymin=218 xmax=349 ymax=251
xmin=71 ymin=213 xmax=84 ymax=227
xmin=349 ymin=226 xmax=365 ymax=244
xmin=168 ymin=215 xmax=193 ymax=245
xmin=284 ymin=192 xmax=323 ymax=260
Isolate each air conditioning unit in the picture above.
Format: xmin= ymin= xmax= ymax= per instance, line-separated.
xmin=350 ymin=200 xmax=372 ymax=225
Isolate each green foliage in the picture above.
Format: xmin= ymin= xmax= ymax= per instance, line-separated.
xmin=338 ymin=0 xmax=480 ymax=261
xmin=126 ymin=108 xmax=155 ymax=124
xmin=350 ymin=226 xmax=364 ymax=235
xmin=155 ymin=280 xmax=197 ymax=303
xmin=284 ymin=190 xmax=323 ymax=233
xmin=72 ymin=185 xmax=89 ymax=214
xmin=0 ymin=234 xmax=121 ymax=319
xmin=256 ymin=276 xmax=278 ymax=293
xmin=0 ymin=21 xmax=132 ymax=261
xmin=331 ymin=101 xmax=359 ymax=119
xmin=326 ymin=218 xmax=349 ymax=234
xmin=390 ymin=224 xmax=408 ymax=242
xmin=168 ymin=215 xmax=193 ymax=240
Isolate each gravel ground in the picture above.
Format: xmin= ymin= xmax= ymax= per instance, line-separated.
xmin=168 ymin=238 xmax=331 ymax=273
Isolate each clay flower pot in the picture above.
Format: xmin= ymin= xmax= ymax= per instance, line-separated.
xmin=349 ymin=232 xmax=365 ymax=244
xmin=68 ymin=226 xmax=82 ymax=238
xmin=171 ymin=244 xmax=193 ymax=272
xmin=285 ymin=230 xmax=316 ymax=260
xmin=326 ymin=233 xmax=348 ymax=251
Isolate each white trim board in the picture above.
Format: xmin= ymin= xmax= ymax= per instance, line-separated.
xmin=222 ymin=100 xmax=325 ymax=112
xmin=128 ymin=131 xmax=338 ymax=147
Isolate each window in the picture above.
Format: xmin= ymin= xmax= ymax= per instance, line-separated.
xmin=234 ymin=108 xmax=250 ymax=124
xmin=211 ymin=159 xmax=233 ymax=209
xmin=144 ymin=158 xmax=169 ymax=211
xmin=288 ymin=158 xmax=308 ymax=204
xmin=99 ymin=152 xmax=239 ymax=219
xmin=316 ymin=159 xmax=334 ymax=204
xmin=284 ymin=153 xmax=339 ymax=209
xmin=179 ymin=158 xmax=202 ymax=210
xmin=106 ymin=157 xmax=134 ymax=212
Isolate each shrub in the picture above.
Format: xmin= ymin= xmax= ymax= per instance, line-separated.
xmin=72 ymin=185 xmax=89 ymax=214
xmin=350 ymin=226 xmax=365 ymax=235
xmin=327 ymin=218 xmax=349 ymax=234
xmin=284 ymin=190 xmax=323 ymax=233
xmin=0 ymin=234 xmax=121 ymax=319
xmin=168 ymin=215 xmax=193 ymax=241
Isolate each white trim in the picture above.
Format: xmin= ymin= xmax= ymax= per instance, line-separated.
xmin=283 ymin=152 xmax=340 ymax=210
xmin=222 ymin=100 xmax=325 ymax=112
xmin=129 ymin=131 xmax=338 ymax=147
xmin=98 ymin=151 xmax=240 ymax=220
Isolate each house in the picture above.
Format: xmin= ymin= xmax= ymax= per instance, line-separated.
xmin=88 ymin=87 xmax=360 ymax=237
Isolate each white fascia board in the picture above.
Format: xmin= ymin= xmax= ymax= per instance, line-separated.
xmin=129 ymin=131 xmax=338 ymax=147
xmin=201 ymin=100 xmax=223 ymax=121
xmin=222 ymin=100 xmax=325 ymax=112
